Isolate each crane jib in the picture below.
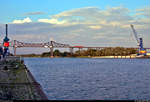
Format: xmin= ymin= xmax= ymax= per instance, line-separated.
xmin=130 ymin=24 xmax=146 ymax=56
xmin=130 ymin=24 xmax=139 ymax=44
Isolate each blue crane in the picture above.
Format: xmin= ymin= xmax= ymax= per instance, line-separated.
xmin=130 ymin=24 xmax=146 ymax=56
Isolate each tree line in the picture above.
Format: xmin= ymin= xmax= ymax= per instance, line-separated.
xmin=19 ymin=47 xmax=137 ymax=57
xmin=41 ymin=47 xmax=137 ymax=57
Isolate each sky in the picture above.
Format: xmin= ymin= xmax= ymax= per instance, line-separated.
xmin=0 ymin=0 xmax=150 ymax=54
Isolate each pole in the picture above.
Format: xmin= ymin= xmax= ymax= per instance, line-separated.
xmin=6 ymin=24 xmax=8 ymax=37
xmin=13 ymin=40 xmax=17 ymax=56
xmin=50 ymin=41 xmax=54 ymax=58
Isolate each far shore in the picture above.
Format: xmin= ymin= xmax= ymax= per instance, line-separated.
xmin=16 ymin=55 xmax=150 ymax=59
xmin=92 ymin=55 xmax=137 ymax=58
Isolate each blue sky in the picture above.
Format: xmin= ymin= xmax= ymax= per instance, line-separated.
xmin=0 ymin=0 xmax=150 ymax=54
xmin=1 ymin=0 xmax=150 ymax=23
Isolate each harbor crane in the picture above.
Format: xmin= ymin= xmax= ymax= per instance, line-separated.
xmin=130 ymin=24 xmax=146 ymax=56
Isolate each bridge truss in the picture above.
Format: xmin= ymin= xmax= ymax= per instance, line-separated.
xmin=0 ymin=40 xmax=70 ymax=57
xmin=0 ymin=40 xmax=150 ymax=57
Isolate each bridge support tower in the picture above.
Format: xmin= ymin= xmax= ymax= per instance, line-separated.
xmin=70 ymin=47 xmax=74 ymax=55
xmin=50 ymin=41 xmax=54 ymax=58
xmin=13 ymin=40 xmax=17 ymax=56
xmin=78 ymin=48 xmax=82 ymax=55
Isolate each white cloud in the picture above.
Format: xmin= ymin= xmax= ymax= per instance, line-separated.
xmin=38 ymin=6 xmax=135 ymax=31
xmin=12 ymin=17 xmax=32 ymax=24
xmin=136 ymin=6 xmax=150 ymax=17
xmin=38 ymin=18 xmax=67 ymax=24
xmin=89 ymin=25 xmax=102 ymax=29
xmin=51 ymin=6 xmax=132 ymax=25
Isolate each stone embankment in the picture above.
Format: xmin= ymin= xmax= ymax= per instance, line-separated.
xmin=0 ymin=56 xmax=48 ymax=100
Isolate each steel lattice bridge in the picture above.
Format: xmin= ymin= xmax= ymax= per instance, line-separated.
xmin=0 ymin=40 xmax=150 ymax=57
xmin=1 ymin=40 xmax=70 ymax=57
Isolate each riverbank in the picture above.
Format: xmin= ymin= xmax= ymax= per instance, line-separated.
xmin=17 ymin=55 xmax=150 ymax=59
xmin=92 ymin=55 xmax=136 ymax=58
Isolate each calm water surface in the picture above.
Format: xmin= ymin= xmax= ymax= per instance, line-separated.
xmin=24 ymin=58 xmax=150 ymax=100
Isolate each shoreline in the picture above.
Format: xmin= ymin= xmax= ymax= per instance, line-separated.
xmin=16 ymin=55 xmax=150 ymax=59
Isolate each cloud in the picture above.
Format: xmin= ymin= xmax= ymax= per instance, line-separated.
xmin=38 ymin=18 xmax=67 ymax=24
xmin=51 ymin=6 xmax=132 ymax=25
xmin=36 ymin=6 xmax=134 ymax=31
xmin=136 ymin=6 xmax=150 ymax=17
xmin=1 ymin=6 xmax=150 ymax=54
xmin=88 ymin=25 xmax=102 ymax=29
xmin=24 ymin=12 xmax=45 ymax=16
xmin=12 ymin=17 xmax=32 ymax=24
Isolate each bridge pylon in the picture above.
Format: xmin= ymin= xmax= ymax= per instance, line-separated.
xmin=50 ymin=41 xmax=54 ymax=58
xmin=13 ymin=40 xmax=17 ymax=56
xmin=69 ymin=47 xmax=74 ymax=55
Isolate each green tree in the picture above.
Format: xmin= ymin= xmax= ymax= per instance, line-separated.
xmin=54 ymin=49 xmax=61 ymax=56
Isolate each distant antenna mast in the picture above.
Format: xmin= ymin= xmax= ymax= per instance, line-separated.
xmin=6 ymin=24 xmax=8 ymax=37
xmin=3 ymin=24 xmax=9 ymax=42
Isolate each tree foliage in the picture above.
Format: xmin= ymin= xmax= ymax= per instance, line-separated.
xmin=74 ymin=47 xmax=137 ymax=56
xmin=19 ymin=47 xmax=137 ymax=57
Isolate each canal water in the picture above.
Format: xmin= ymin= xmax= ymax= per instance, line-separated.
xmin=24 ymin=58 xmax=150 ymax=100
